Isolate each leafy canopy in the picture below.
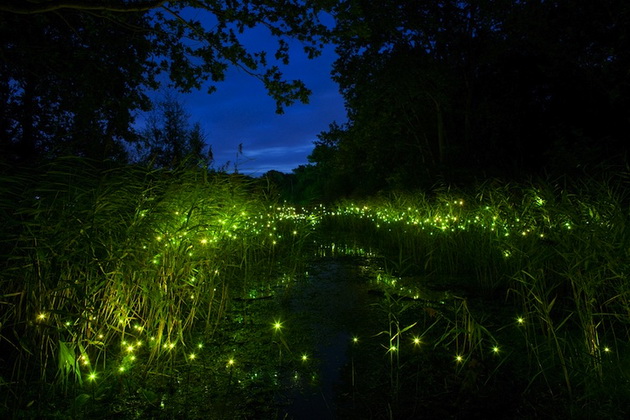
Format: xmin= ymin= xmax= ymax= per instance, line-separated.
xmin=1 ymin=0 xmax=333 ymax=112
xmin=0 ymin=0 xmax=333 ymax=162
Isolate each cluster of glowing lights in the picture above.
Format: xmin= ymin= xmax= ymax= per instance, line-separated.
xmin=319 ymin=193 xmax=606 ymax=244
xmin=27 ymin=194 xmax=621 ymax=392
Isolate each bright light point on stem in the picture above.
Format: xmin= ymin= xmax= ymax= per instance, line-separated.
xmin=197 ymin=343 xmax=203 ymax=349
xmin=200 ymin=238 xmax=208 ymax=244
xmin=189 ymin=353 xmax=196 ymax=360
xmin=37 ymin=313 xmax=47 ymax=320
xmin=492 ymin=346 xmax=500 ymax=354
xmin=119 ymin=366 xmax=126 ymax=373
xmin=455 ymin=355 xmax=463 ymax=363
xmin=126 ymin=345 xmax=134 ymax=352
xmin=603 ymin=347 xmax=611 ymax=353
xmin=301 ymin=354 xmax=308 ymax=361
xmin=517 ymin=317 xmax=525 ymax=325
xmin=273 ymin=320 xmax=283 ymax=331
xmin=412 ymin=337 xmax=421 ymax=345
xmin=88 ymin=372 xmax=97 ymax=381
xmin=389 ymin=345 xmax=397 ymax=352
xmin=227 ymin=358 xmax=235 ymax=367
xmin=352 ymin=336 xmax=359 ymax=344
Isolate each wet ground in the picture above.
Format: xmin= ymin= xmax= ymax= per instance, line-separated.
xmin=271 ymin=256 xmax=524 ymax=419
xmin=280 ymin=258 xmax=380 ymax=419
xmin=67 ymin=256 xmax=528 ymax=419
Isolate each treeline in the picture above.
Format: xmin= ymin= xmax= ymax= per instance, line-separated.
xmin=3 ymin=1 xmax=630 ymax=203
xmin=0 ymin=1 xmax=328 ymax=165
xmin=299 ymin=0 xmax=630 ymax=199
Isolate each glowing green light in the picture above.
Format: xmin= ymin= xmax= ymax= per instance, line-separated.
xmin=189 ymin=353 xmax=196 ymax=360
xmin=301 ymin=354 xmax=308 ymax=362
xmin=455 ymin=355 xmax=463 ymax=363
xmin=88 ymin=372 xmax=97 ymax=381
xmin=352 ymin=336 xmax=359 ymax=344
xmin=492 ymin=346 xmax=500 ymax=354
xmin=412 ymin=337 xmax=421 ymax=345
xmin=273 ymin=320 xmax=283 ymax=331
xmin=517 ymin=317 xmax=525 ymax=325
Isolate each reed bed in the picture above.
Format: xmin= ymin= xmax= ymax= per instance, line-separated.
xmin=317 ymin=173 xmax=630 ymax=416
xmin=2 ymin=160 xmax=629 ymax=417
xmin=0 ymin=158 xmax=314 ymax=415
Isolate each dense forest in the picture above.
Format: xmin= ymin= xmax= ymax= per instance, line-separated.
xmin=3 ymin=1 xmax=629 ymax=197
xmin=288 ymin=0 xmax=630 ymax=200
xmin=3 ymin=1 xmax=630 ymax=419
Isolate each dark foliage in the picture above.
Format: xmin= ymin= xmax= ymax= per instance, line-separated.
xmin=310 ymin=0 xmax=630 ymax=197
xmin=0 ymin=1 xmax=332 ymax=164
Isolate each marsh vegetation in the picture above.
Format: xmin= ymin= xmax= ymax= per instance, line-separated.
xmin=1 ymin=160 xmax=630 ymax=419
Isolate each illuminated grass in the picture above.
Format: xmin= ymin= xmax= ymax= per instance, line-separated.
xmin=1 ymin=160 xmax=629 ymax=417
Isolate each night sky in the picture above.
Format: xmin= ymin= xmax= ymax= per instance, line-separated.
xmin=164 ymin=25 xmax=346 ymax=176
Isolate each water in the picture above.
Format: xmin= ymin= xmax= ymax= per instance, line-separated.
xmin=281 ymin=258 xmax=378 ymax=419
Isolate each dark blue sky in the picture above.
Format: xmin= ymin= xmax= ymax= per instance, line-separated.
xmin=170 ymin=24 xmax=347 ymax=176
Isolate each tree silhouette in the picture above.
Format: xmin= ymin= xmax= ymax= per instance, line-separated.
xmin=1 ymin=1 xmax=332 ymax=163
xmin=138 ymin=93 xmax=211 ymax=169
xmin=312 ymin=0 xmax=630 ymax=196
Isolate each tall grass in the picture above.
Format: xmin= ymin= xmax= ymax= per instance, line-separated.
xmin=318 ymin=171 xmax=630 ymax=414
xmin=0 ymin=158 xmax=313 ymax=413
xmin=2 ymin=159 xmax=629 ymax=417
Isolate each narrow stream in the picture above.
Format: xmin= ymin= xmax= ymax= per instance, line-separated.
xmin=280 ymin=258 xmax=379 ymax=419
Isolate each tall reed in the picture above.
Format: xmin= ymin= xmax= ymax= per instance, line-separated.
xmin=0 ymin=158 xmax=313 ymax=412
